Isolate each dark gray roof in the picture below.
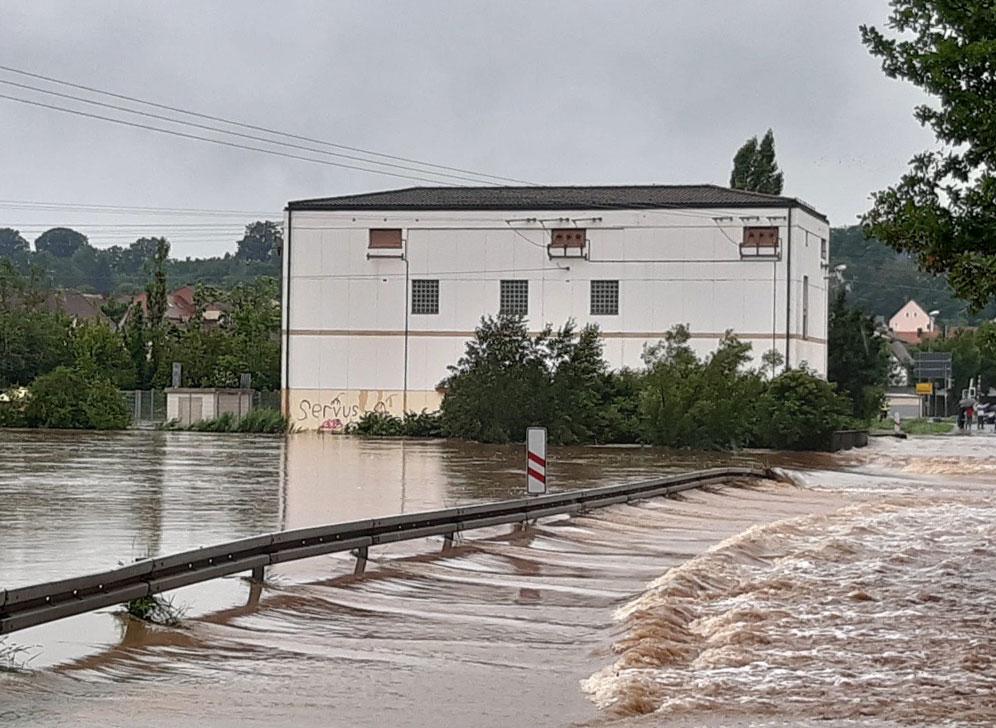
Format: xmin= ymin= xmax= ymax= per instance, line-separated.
xmin=287 ymin=185 xmax=826 ymax=221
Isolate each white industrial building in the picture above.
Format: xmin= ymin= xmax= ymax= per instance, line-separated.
xmin=282 ymin=185 xmax=829 ymax=431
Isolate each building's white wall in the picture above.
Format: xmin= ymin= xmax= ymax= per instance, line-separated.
xmin=284 ymin=205 xmax=829 ymax=428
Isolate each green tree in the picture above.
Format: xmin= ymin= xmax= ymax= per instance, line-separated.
xmin=729 ymin=129 xmax=784 ymax=194
xmin=640 ymin=326 xmax=764 ymax=449
xmin=730 ymin=137 xmax=759 ymax=191
xmin=827 ymin=290 xmax=890 ymax=419
xmin=440 ymin=315 xmax=613 ymax=444
xmin=25 ymin=366 xmax=129 ymax=430
xmin=0 ymin=260 xmax=72 ymax=387
xmin=828 ymin=224 xmax=996 ymax=323
xmin=122 ymin=303 xmax=148 ymax=388
xmin=72 ymin=321 xmax=136 ymax=389
xmin=217 ymin=277 xmax=280 ymax=389
xmin=236 ymin=221 xmax=282 ymax=262
xmin=34 ymin=227 xmax=89 ymax=258
xmin=917 ymin=322 xmax=996 ymax=403
xmin=755 ymin=368 xmax=851 ymax=450
xmin=143 ymin=238 xmax=170 ymax=388
xmin=861 ymin=2 xmax=996 ymax=309
xmin=0 ymin=228 xmax=29 ymax=261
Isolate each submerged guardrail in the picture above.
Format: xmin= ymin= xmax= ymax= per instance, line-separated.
xmin=0 ymin=466 xmax=771 ymax=635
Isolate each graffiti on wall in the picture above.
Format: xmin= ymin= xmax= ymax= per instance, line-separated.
xmin=296 ymin=391 xmax=398 ymax=433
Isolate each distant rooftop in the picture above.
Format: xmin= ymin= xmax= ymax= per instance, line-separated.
xmin=287 ymin=184 xmax=826 ymax=221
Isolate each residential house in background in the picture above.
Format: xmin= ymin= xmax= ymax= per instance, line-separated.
xmin=43 ymin=290 xmax=110 ymax=326
xmin=281 ymin=185 xmax=830 ymax=430
xmin=888 ymin=300 xmax=938 ymax=344
xmin=122 ymin=285 xmax=227 ymax=328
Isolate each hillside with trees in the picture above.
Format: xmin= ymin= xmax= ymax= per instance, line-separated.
xmin=0 ymin=221 xmax=281 ymax=295
xmin=829 ymin=225 xmax=996 ymax=324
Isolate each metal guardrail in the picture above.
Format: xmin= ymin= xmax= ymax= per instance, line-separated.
xmin=0 ymin=466 xmax=770 ymax=635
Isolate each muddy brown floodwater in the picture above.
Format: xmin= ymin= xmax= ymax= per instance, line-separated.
xmin=1 ymin=430 xmax=995 ymax=727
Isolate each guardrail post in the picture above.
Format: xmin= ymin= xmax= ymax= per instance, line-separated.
xmin=250 ymin=565 xmax=266 ymax=583
xmin=442 ymin=532 xmax=455 ymax=552
xmin=353 ymin=546 xmax=368 ymax=576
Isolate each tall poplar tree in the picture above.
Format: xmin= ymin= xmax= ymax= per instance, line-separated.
xmin=729 ymin=129 xmax=784 ymax=194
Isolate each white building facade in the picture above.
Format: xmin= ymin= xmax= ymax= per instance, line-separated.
xmin=282 ymin=186 xmax=830 ymax=431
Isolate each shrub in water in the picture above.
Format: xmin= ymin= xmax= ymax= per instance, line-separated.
xmin=349 ymin=409 xmax=443 ymax=437
xmin=24 ymin=367 xmax=129 ymax=430
xmin=185 ymin=408 xmax=289 ymax=433
xmin=125 ymin=594 xmax=185 ymax=626
xmin=754 ymin=368 xmax=851 ymax=450
xmin=639 ymin=327 xmax=765 ymax=450
xmin=440 ymin=315 xmax=610 ymax=444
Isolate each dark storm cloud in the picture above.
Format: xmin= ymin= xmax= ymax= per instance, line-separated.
xmin=0 ymin=0 xmax=932 ymax=255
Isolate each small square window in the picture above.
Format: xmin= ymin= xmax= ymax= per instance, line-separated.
xmin=369 ymin=228 xmax=402 ymax=249
xmin=590 ymin=280 xmax=619 ymax=316
xmin=500 ymin=279 xmax=528 ymax=316
xmin=411 ymin=279 xmax=439 ymax=315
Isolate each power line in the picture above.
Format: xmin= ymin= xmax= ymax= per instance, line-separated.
xmin=0 ymin=92 xmax=468 ymax=186
xmin=0 ymin=78 xmax=513 ymax=186
xmin=0 ymin=199 xmax=280 ymax=217
xmin=0 ymin=63 xmax=534 ymax=186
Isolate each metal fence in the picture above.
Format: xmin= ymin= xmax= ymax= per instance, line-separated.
xmin=120 ymin=390 xmax=282 ymax=428
xmin=0 ymin=466 xmax=770 ymax=635
xmin=120 ymin=390 xmax=167 ymax=426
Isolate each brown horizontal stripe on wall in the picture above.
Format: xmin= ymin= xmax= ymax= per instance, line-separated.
xmin=285 ymin=329 xmax=827 ymax=345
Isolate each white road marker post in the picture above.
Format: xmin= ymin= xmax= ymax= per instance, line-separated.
xmin=526 ymin=427 xmax=548 ymax=496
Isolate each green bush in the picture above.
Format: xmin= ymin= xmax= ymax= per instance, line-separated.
xmin=754 ymin=368 xmax=851 ymax=450
xmin=349 ymin=409 xmax=444 ymax=437
xmin=440 ymin=315 xmax=613 ymax=444
xmin=184 ymin=408 xmax=289 ymax=433
xmin=125 ymin=594 xmax=185 ymax=626
xmin=401 ymin=410 xmax=444 ymax=437
xmin=0 ymin=389 xmax=28 ymax=428
xmin=24 ymin=367 xmax=129 ymax=430
xmin=639 ymin=327 xmax=765 ymax=449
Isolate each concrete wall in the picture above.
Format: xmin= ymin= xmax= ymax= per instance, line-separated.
xmin=283 ymin=205 xmax=829 ymax=429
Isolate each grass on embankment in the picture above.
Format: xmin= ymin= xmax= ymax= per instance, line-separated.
xmin=161 ymin=408 xmax=291 ymax=433
xmin=900 ymin=418 xmax=955 ymax=435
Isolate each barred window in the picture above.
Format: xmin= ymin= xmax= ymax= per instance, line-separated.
xmin=590 ymin=280 xmax=619 ymax=316
xmin=411 ymin=279 xmax=439 ymax=315
xmin=500 ymin=279 xmax=528 ymax=316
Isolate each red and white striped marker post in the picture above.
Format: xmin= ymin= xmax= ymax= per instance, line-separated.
xmin=526 ymin=426 xmax=547 ymax=495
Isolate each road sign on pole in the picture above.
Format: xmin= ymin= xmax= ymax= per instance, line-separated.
xmin=526 ymin=427 xmax=547 ymax=495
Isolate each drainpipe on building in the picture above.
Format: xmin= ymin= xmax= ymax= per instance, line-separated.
xmin=282 ymin=208 xmax=292 ymax=417
xmin=784 ymin=206 xmax=793 ymax=371
xmin=771 ymin=259 xmax=778 ymax=376
xmin=402 ymin=242 xmax=410 ymax=414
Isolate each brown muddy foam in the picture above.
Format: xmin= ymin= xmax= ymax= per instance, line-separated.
xmin=584 ymin=494 xmax=996 ymax=726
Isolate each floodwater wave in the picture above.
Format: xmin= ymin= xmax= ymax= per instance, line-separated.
xmin=2 ymin=431 xmax=995 ymax=726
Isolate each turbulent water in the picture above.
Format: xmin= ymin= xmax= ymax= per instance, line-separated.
xmin=1 ymin=431 xmax=995 ymax=727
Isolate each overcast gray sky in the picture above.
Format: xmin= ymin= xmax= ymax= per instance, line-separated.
xmin=1 ymin=0 xmax=932 ymax=257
